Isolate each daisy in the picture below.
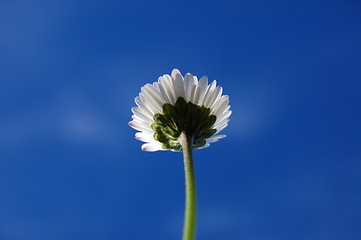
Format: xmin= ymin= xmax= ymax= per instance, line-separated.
xmin=129 ymin=69 xmax=231 ymax=152
xmin=129 ymin=69 xmax=231 ymax=240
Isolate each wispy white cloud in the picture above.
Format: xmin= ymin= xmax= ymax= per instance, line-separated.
xmin=226 ymin=77 xmax=281 ymax=139
xmin=0 ymin=88 xmax=125 ymax=152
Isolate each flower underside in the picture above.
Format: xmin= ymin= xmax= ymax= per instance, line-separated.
xmin=151 ymin=97 xmax=217 ymax=150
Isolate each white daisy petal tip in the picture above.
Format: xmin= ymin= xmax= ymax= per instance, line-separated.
xmin=141 ymin=143 xmax=163 ymax=152
xmin=129 ymin=69 xmax=231 ymax=152
xmin=171 ymin=68 xmax=182 ymax=77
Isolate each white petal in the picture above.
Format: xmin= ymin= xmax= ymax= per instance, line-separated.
xmin=171 ymin=69 xmax=185 ymax=99
xmin=144 ymin=84 xmax=164 ymax=105
xmin=141 ymin=85 xmax=163 ymax=112
xmin=184 ymin=73 xmax=195 ymax=101
xmin=211 ymin=95 xmax=229 ymax=116
xmin=128 ymin=120 xmax=150 ymax=132
xmin=207 ymin=134 xmax=226 ymax=143
xmin=141 ymin=142 xmax=163 ymax=152
xmin=189 ymin=84 xmax=198 ymax=103
xmin=171 ymin=69 xmax=182 ymax=77
xmin=197 ymin=76 xmax=208 ymax=105
xmin=160 ymin=74 xmax=176 ymax=104
xmin=170 ymin=148 xmax=182 ymax=152
xmin=214 ymin=118 xmax=229 ymax=131
xmin=131 ymin=115 xmax=153 ymax=126
xmin=215 ymin=122 xmax=228 ymax=133
xmin=202 ymin=80 xmax=217 ymax=107
xmin=214 ymin=101 xmax=229 ymax=118
xmin=136 ymin=94 xmax=159 ymax=116
xmin=192 ymin=85 xmax=202 ymax=104
xmin=215 ymin=110 xmax=232 ymax=126
xmin=140 ymin=93 xmax=160 ymax=114
xmin=192 ymin=76 xmax=208 ymax=104
xmin=139 ymin=94 xmax=159 ymax=115
xmin=135 ymin=96 xmax=153 ymax=117
xmin=131 ymin=107 xmax=153 ymax=122
xmin=206 ymin=86 xmax=223 ymax=109
xmin=135 ymin=132 xmax=154 ymax=142
xmin=152 ymin=82 xmax=167 ymax=102
xmin=157 ymin=77 xmax=172 ymax=104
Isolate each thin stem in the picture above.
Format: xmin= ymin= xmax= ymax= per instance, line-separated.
xmin=179 ymin=132 xmax=197 ymax=240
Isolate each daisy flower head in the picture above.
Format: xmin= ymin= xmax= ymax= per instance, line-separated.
xmin=129 ymin=69 xmax=231 ymax=152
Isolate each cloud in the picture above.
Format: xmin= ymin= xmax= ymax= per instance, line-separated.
xmin=0 ymin=89 xmax=125 ymax=152
xmin=226 ymin=77 xmax=281 ymax=140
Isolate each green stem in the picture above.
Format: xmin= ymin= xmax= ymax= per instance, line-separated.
xmin=180 ymin=132 xmax=197 ymax=240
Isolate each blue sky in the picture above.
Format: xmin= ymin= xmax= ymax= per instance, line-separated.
xmin=1 ymin=1 xmax=360 ymax=240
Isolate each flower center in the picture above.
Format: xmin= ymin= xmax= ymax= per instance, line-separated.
xmin=151 ymin=97 xmax=217 ymax=150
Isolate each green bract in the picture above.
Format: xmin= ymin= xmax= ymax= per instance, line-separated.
xmin=150 ymin=97 xmax=217 ymax=150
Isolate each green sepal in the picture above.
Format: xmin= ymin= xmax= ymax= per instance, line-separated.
xmin=195 ymin=115 xmax=217 ymax=138
xmin=154 ymin=133 xmax=168 ymax=143
xmin=150 ymin=123 xmax=162 ymax=132
xmin=201 ymin=129 xmax=217 ymax=139
xmin=162 ymin=126 xmax=179 ymax=138
xmin=175 ymin=97 xmax=187 ymax=114
xmin=162 ymin=103 xmax=177 ymax=119
xmin=151 ymin=97 xmax=218 ymax=150
xmin=153 ymin=114 xmax=168 ymax=125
